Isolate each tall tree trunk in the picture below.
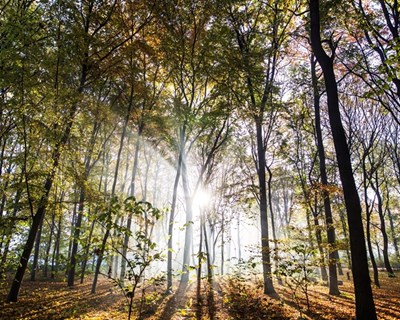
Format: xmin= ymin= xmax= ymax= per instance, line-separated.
xmin=220 ymin=209 xmax=225 ymax=276
xmin=311 ymin=55 xmax=339 ymax=295
xmin=233 ymin=6 xmax=279 ymax=294
xmin=51 ymin=193 xmax=64 ymax=279
xmin=296 ymin=158 xmax=324 ymax=279
xmin=366 ymin=203 xmax=380 ymax=287
xmin=43 ymin=211 xmax=55 ymax=278
xmin=91 ymin=227 xmax=110 ymax=294
xmin=112 ymin=134 xmax=132 ymax=279
xmin=120 ymin=134 xmax=132 ymax=195
xmin=32 ymin=199 xmax=56 ymax=280
xmin=256 ymin=120 xmax=276 ymax=295
xmin=167 ymin=152 xmax=182 ymax=292
xmin=362 ymin=157 xmax=379 ymax=287
xmin=67 ymin=188 xmax=85 ymax=286
xmin=116 ymin=54 xmax=141 ymax=277
xmin=310 ymin=1 xmax=377 ymax=317
xmin=181 ymin=143 xmax=194 ymax=283
xmin=204 ymin=220 xmax=216 ymax=318
xmin=120 ymin=135 xmax=141 ymax=282
xmin=361 ymin=155 xmax=380 ymax=288
xmin=80 ymin=212 xmax=96 ymax=284
xmin=313 ymin=213 xmax=329 ymax=281
xmin=338 ymin=206 xmax=352 ymax=270
xmin=0 ymin=185 xmax=22 ymax=278
xmin=66 ymin=198 xmax=78 ymax=276
xmin=81 ymin=161 xmax=107 ymax=284
xmin=386 ymin=207 xmax=400 ymax=263
xmin=375 ymin=238 xmax=382 ymax=264
xmin=305 ymin=207 xmax=313 ymax=248
xmin=112 ymin=217 xmax=122 ymax=279
xmin=91 ymin=109 xmax=130 ymax=293
xmin=203 ymin=223 xmax=213 ymax=286
xmin=334 ymin=251 xmax=344 ymax=276
xmin=196 ymin=218 xmax=203 ymax=301
xmin=68 ymin=116 xmax=99 ymax=286
xmin=179 ymin=124 xmax=196 ymax=283
xmin=266 ymin=165 xmax=282 ymax=285
xmin=371 ymin=173 xmax=395 ymax=276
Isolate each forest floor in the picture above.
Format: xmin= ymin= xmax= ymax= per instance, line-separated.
xmin=0 ymin=271 xmax=399 ymax=320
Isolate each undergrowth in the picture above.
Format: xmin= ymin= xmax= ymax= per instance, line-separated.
xmin=222 ymin=276 xmax=293 ymax=320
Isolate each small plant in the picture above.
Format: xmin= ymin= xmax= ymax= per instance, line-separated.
xmin=277 ymin=239 xmax=316 ymax=318
xmin=232 ymin=256 xmax=260 ymax=281
xmin=109 ymin=196 xmax=163 ymax=320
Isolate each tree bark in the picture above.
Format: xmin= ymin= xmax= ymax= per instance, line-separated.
xmin=68 ymin=116 xmax=99 ymax=286
xmin=51 ymin=195 xmax=64 ymax=279
xmin=371 ymin=172 xmax=395 ymax=276
xmin=92 ymin=108 xmax=130 ymax=293
xmin=43 ymin=211 xmax=55 ymax=278
xmin=120 ymin=135 xmax=141 ymax=282
xmin=362 ymin=157 xmax=380 ymax=287
xmin=81 ymin=160 xmax=107 ymax=284
xmin=167 ymin=151 xmax=182 ymax=292
xmin=66 ymin=198 xmax=78 ymax=276
xmin=311 ymin=55 xmax=339 ymax=295
xmin=196 ymin=218 xmax=203 ymax=301
xmin=180 ymin=137 xmax=193 ymax=283
xmin=337 ymin=206 xmax=352 ymax=270
xmin=313 ymin=213 xmax=329 ymax=281
xmin=256 ymin=120 xmax=276 ymax=295
xmin=80 ymin=212 xmax=96 ymax=284
xmin=67 ymin=188 xmax=85 ymax=286
xmin=366 ymin=205 xmax=380 ymax=287
xmin=387 ymin=207 xmax=400 ymax=263
xmin=220 ymin=208 xmax=225 ymax=275
xmin=309 ymin=0 xmax=377 ymax=317
xmin=266 ymin=165 xmax=282 ymax=285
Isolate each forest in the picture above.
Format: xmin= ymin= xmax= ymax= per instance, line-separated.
xmin=0 ymin=0 xmax=399 ymax=319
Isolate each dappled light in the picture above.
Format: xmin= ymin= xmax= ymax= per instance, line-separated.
xmin=1 ymin=272 xmax=399 ymax=319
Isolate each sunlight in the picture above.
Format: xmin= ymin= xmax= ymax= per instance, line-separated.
xmin=3 ymin=1 xmax=395 ymax=319
xmin=192 ymin=188 xmax=212 ymax=211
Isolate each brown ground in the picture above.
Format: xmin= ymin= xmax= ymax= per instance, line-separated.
xmin=0 ymin=271 xmax=399 ymax=319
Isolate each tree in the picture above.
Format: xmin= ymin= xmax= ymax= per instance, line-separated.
xmin=348 ymin=0 xmax=400 ymax=123
xmin=7 ymin=0 xmax=123 ymax=301
xmin=309 ymin=0 xmax=377 ymax=318
xmin=89 ymin=0 xmax=154 ymax=294
xmin=155 ymin=0 xmax=223 ymax=284
xmin=311 ymin=54 xmax=340 ymax=295
xmin=67 ymin=86 xmax=116 ymax=287
xmin=224 ymin=0 xmax=296 ymax=295
xmin=5 ymin=0 xmax=85 ymax=301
